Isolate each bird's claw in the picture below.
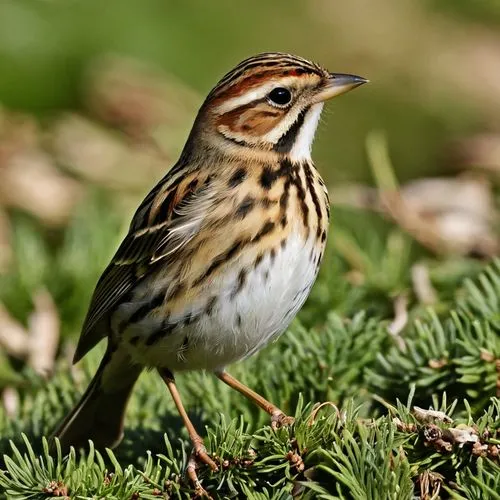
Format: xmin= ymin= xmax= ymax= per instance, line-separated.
xmin=186 ymin=441 xmax=218 ymax=498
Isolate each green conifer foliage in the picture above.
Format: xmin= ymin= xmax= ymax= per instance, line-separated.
xmin=0 ymin=205 xmax=499 ymax=498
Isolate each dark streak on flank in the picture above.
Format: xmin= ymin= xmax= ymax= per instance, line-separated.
xmin=193 ymin=220 xmax=276 ymax=287
xmin=231 ymin=269 xmax=248 ymax=298
xmin=254 ymin=221 xmax=275 ymax=242
xmin=145 ymin=319 xmax=176 ymax=346
xmin=183 ymin=312 xmax=196 ymax=327
xmin=193 ymin=238 xmax=248 ymax=286
xmin=321 ymin=230 xmax=327 ymax=243
xmin=270 ymin=248 xmax=276 ymax=263
xmin=236 ymin=313 xmax=242 ymax=328
xmin=280 ymin=238 xmax=287 ymax=249
xmin=236 ymin=196 xmax=255 ymax=219
xmin=254 ymin=254 xmax=264 ymax=268
xmin=228 ymin=167 xmax=247 ymax=187
xmin=316 ymin=251 xmax=323 ymax=272
xmin=205 ymin=296 xmax=217 ymax=316
xmin=127 ymin=292 xmax=166 ymax=327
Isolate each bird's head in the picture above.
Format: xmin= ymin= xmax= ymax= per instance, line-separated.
xmin=189 ymin=52 xmax=368 ymax=163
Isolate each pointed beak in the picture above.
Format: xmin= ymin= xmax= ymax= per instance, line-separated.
xmin=314 ymin=73 xmax=369 ymax=102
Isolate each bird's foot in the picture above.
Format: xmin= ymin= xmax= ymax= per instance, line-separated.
xmin=271 ymin=410 xmax=295 ymax=430
xmin=186 ymin=440 xmax=218 ymax=498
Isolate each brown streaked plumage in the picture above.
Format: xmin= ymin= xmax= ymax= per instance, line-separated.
xmin=51 ymin=52 xmax=367 ymax=495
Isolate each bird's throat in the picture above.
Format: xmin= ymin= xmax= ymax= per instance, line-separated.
xmin=287 ymin=102 xmax=323 ymax=163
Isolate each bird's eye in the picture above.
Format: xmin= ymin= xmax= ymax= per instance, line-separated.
xmin=268 ymin=87 xmax=292 ymax=106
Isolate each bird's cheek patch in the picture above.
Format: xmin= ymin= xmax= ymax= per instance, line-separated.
xmin=218 ymin=107 xmax=285 ymax=137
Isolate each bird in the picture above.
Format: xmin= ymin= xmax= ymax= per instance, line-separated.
xmin=52 ymin=52 xmax=367 ymax=492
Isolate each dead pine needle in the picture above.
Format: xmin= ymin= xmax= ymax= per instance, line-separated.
xmin=388 ymin=293 xmax=409 ymax=351
xmin=411 ymin=263 xmax=438 ymax=305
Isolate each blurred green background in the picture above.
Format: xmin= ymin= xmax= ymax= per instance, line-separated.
xmin=1 ymin=0 xmax=499 ymax=183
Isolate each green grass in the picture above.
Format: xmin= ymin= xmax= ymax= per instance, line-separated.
xmin=0 ymin=193 xmax=499 ymax=497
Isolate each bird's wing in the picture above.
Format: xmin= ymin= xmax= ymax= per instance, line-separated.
xmin=73 ymin=166 xmax=214 ymax=363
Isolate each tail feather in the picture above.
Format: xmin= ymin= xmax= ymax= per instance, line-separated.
xmin=51 ymin=346 xmax=142 ymax=453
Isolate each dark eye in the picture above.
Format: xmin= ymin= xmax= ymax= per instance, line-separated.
xmin=268 ymin=87 xmax=292 ymax=106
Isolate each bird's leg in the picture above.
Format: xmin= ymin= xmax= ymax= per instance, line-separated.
xmin=159 ymin=369 xmax=218 ymax=497
xmin=216 ymin=371 xmax=294 ymax=429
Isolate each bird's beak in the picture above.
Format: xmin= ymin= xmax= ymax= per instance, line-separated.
xmin=314 ymin=73 xmax=369 ymax=102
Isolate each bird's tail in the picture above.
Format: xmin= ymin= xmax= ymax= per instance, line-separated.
xmin=51 ymin=346 xmax=142 ymax=453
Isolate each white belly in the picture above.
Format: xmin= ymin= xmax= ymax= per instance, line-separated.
xmin=205 ymin=231 xmax=320 ymax=365
xmin=122 ymin=230 xmax=322 ymax=372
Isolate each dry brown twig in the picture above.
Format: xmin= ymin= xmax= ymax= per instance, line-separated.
xmin=413 ymin=406 xmax=453 ymax=424
xmin=393 ymin=407 xmax=500 ymax=459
